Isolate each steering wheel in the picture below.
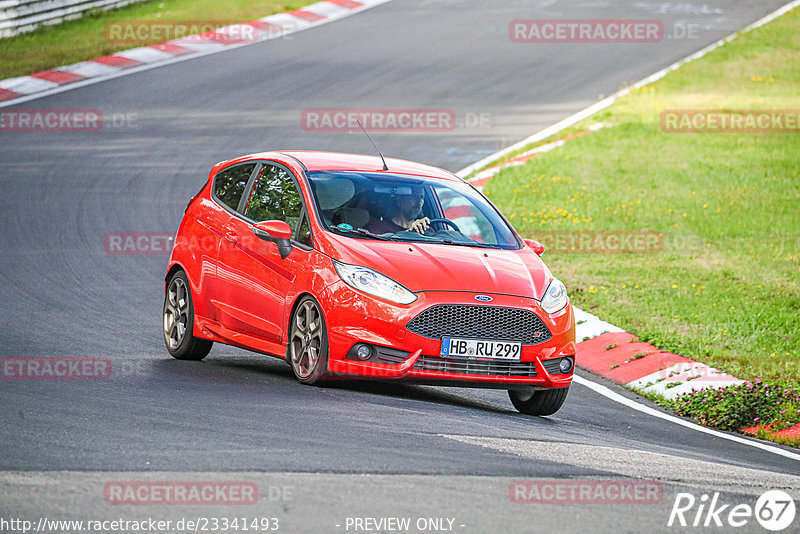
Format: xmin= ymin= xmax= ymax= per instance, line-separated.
xmin=427 ymin=218 xmax=461 ymax=233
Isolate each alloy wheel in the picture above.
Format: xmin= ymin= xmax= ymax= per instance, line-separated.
xmin=290 ymin=299 xmax=325 ymax=379
xmin=164 ymin=277 xmax=189 ymax=350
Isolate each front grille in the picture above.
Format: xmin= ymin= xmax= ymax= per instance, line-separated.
xmin=413 ymin=356 xmax=538 ymax=377
xmin=374 ymin=346 xmax=410 ymax=364
xmin=406 ymin=305 xmax=552 ymax=344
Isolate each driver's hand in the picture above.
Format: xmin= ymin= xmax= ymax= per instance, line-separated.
xmin=408 ymin=217 xmax=430 ymax=234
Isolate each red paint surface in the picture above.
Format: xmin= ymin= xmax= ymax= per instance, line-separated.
xmin=577 ymin=331 xmax=693 ymax=383
xmin=30 ymin=70 xmax=86 ymax=85
xmin=328 ymin=0 xmax=364 ymax=8
xmin=149 ymin=43 xmax=194 ymax=56
xmin=0 ymin=88 xmax=23 ymax=101
xmin=741 ymin=423 xmax=800 ymax=439
xmin=92 ymin=55 xmax=143 ymax=69
xmin=288 ymin=9 xmax=327 ymax=22
xmin=247 ymin=21 xmax=284 ymax=34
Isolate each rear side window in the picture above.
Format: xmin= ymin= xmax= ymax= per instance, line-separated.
xmin=214 ymin=163 xmax=256 ymax=211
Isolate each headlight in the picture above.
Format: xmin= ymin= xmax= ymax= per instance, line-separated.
xmin=540 ymin=278 xmax=568 ymax=314
xmin=333 ymin=261 xmax=417 ymax=304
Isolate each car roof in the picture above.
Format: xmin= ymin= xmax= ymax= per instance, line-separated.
xmin=226 ymin=150 xmax=462 ymax=182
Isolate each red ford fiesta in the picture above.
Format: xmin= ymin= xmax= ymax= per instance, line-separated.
xmin=163 ymin=151 xmax=575 ymax=415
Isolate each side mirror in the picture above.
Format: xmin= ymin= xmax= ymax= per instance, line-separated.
xmin=253 ymin=220 xmax=293 ymax=259
xmin=523 ymin=238 xmax=545 ymax=256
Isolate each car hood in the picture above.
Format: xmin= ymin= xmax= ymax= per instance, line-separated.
xmin=324 ymin=235 xmax=552 ymax=300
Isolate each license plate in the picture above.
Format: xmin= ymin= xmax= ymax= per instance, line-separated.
xmin=440 ymin=337 xmax=522 ymax=361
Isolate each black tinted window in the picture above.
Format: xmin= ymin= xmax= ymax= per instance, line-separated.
xmin=306 ymin=171 xmax=520 ymax=249
xmin=297 ymin=213 xmax=313 ymax=247
xmin=245 ymin=164 xmax=302 ymax=230
xmin=214 ymin=163 xmax=256 ymax=211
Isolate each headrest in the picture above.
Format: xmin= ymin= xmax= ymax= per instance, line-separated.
xmin=333 ymin=208 xmax=370 ymax=230
xmin=314 ymin=178 xmax=355 ymax=211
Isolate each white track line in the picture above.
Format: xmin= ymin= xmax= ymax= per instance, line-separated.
xmin=456 ymin=0 xmax=800 ymax=179
xmin=454 ymin=0 xmax=800 ymax=459
xmin=574 ymin=374 xmax=800 ymax=461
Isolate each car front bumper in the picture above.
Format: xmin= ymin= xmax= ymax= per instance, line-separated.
xmin=321 ymin=282 xmax=575 ymax=389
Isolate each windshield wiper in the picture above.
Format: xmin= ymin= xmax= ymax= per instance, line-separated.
xmin=437 ymin=238 xmax=498 ymax=249
xmin=331 ymin=226 xmax=394 ymax=241
xmin=355 ymin=228 xmax=394 ymax=241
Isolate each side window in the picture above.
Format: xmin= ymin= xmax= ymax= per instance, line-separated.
xmin=214 ymin=163 xmax=256 ymax=211
xmin=297 ymin=213 xmax=313 ymax=247
xmin=244 ymin=164 xmax=303 ymax=231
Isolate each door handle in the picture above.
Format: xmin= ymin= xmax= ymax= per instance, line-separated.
xmin=224 ymin=230 xmax=238 ymax=244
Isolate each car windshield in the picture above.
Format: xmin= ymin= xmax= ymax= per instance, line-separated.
xmin=306 ymin=171 xmax=520 ymax=249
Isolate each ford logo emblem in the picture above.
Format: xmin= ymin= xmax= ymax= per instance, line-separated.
xmin=475 ymin=295 xmax=493 ymax=302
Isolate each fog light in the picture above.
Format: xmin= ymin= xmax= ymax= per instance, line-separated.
xmin=559 ymin=357 xmax=574 ymax=373
xmin=355 ymin=344 xmax=372 ymax=361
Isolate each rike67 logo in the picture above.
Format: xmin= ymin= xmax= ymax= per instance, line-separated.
xmin=668 ymin=490 xmax=796 ymax=531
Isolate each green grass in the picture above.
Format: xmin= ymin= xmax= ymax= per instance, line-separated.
xmin=0 ymin=0 xmax=311 ymax=80
xmin=483 ymin=10 xmax=799 ymax=395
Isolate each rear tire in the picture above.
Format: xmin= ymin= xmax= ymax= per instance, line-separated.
xmin=163 ymin=270 xmax=212 ymax=361
xmin=509 ymin=386 xmax=569 ymax=416
xmin=288 ymin=296 xmax=329 ymax=385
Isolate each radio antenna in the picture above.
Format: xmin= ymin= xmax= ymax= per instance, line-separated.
xmin=357 ymin=120 xmax=388 ymax=170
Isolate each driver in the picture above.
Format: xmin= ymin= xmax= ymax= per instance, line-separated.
xmin=366 ymin=185 xmax=430 ymax=234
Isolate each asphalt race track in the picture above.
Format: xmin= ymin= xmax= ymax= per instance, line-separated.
xmin=1 ymin=1 xmax=798 ymax=532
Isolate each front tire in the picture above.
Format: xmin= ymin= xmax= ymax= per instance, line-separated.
xmin=288 ymin=296 xmax=329 ymax=385
xmin=509 ymin=386 xmax=569 ymax=416
xmin=163 ymin=270 xmax=212 ymax=361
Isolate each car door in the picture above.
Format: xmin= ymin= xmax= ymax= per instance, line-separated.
xmin=215 ymin=161 xmax=311 ymax=344
xmin=199 ymin=162 xmax=259 ymax=320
